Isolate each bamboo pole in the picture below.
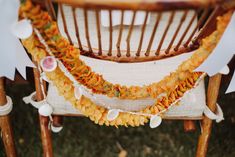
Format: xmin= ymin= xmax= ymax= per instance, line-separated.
xmin=54 ymin=0 xmax=220 ymax=11
xmin=196 ymin=74 xmax=222 ymax=157
xmin=0 ymin=77 xmax=17 ymax=157
xmin=33 ymin=68 xmax=54 ymax=157
xmin=184 ymin=120 xmax=196 ymax=132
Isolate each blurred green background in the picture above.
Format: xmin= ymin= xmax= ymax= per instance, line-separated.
xmin=0 ymin=78 xmax=234 ymax=157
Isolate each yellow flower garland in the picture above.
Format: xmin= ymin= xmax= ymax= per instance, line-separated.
xmin=20 ymin=0 xmax=232 ymax=127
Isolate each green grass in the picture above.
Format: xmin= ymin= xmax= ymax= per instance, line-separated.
xmin=0 ymin=82 xmax=234 ymax=157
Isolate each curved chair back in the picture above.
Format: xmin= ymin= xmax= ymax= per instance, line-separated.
xmin=40 ymin=0 xmax=229 ymax=62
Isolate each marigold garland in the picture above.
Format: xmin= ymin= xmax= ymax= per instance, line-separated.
xmin=19 ymin=0 xmax=211 ymax=100
xmin=20 ymin=0 xmax=232 ymax=127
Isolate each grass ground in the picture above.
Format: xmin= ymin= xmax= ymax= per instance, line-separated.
xmin=0 ymin=80 xmax=234 ymax=157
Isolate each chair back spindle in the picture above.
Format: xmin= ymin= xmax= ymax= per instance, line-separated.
xmin=44 ymin=0 xmax=230 ymax=62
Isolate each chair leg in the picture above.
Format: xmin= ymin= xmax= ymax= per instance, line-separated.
xmin=33 ymin=67 xmax=53 ymax=157
xmin=184 ymin=120 xmax=196 ymax=132
xmin=196 ymin=74 xmax=222 ymax=157
xmin=0 ymin=77 xmax=17 ymax=157
xmin=0 ymin=116 xmax=17 ymax=157
xmin=52 ymin=116 xmax=63 ymax=127
xmin=39 ymin=115 xmax=54 ymax=157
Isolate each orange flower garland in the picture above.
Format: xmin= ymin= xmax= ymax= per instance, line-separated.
xmin=20 ymin=0 xmax=232 ymax=127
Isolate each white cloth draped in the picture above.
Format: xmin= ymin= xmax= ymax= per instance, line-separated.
xmin=195 ymin=11 xmax=235 ymax=93
xmin=0 ymin=0 xmax=34 ymax=80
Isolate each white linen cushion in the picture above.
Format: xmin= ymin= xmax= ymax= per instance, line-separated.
xmin=47 ymin=81 xmax=206 ymax=119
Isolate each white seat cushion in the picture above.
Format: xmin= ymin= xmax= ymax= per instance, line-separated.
xmin=47 ymin=80 xmax=206 ymax=119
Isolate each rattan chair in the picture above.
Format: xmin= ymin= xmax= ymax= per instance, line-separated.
xmin=21 ymin=0 xmax=234 ymax=156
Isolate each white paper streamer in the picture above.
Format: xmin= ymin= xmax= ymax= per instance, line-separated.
xmin=226 ymin=69 xmax=235 ymax=93
xmin=219 ymin=65 xmax=230 ymax=75
xmin=195 ymin=11 xmax=235 ymax=76
xmin=11 ymin=19 xmax=33 ymax=39
xmin=195 ymin=11 xmax=235 ymax=93
xmin=0 ymin=0 xmax=35 ymax=80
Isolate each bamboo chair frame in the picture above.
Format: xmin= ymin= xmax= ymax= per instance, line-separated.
xmin=30 ymin=0 xmax=233 ymax=156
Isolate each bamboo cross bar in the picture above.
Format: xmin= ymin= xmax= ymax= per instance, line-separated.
xmin=54 ymin=0 xmax=220 ymax=11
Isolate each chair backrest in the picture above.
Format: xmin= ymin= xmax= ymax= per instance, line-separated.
xmin=40 ymin=0 xmax=231 ymax=62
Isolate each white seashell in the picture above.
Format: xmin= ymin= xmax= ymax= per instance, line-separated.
xmin=149 ymin=115 xmax=162 ymax=128
xmin=38 ymin=103 xmax=53 ymax=117
xmin=107 ymin=109 xmax=120 ymax=121
xmin=50 ymin=125 xmax=63 ymax=133
xmin=11 ymin=19 xmax=33 ymax=39
xmin=74 ymin=86 xmax=83 ymax=100
xmin=219 ymin=65 xmax=230 ymax=75
xmin=40 ymin=56 xmax=57 ymax=72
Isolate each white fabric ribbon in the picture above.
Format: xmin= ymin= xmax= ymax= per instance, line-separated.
xmin=0 ymin=96 xmax=13 ymax=116
xmin=226 ymin=71 xmax=235 ymax=93
xmin=203 ymin=103 xmax=224 ymax=123
xmin=0 ymin=0 xmax=35 ymax=80
xmin=195 ymin=11 xmax=235 ymax=93
xmin=23 ymin=92 xmax=44 ymax=109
